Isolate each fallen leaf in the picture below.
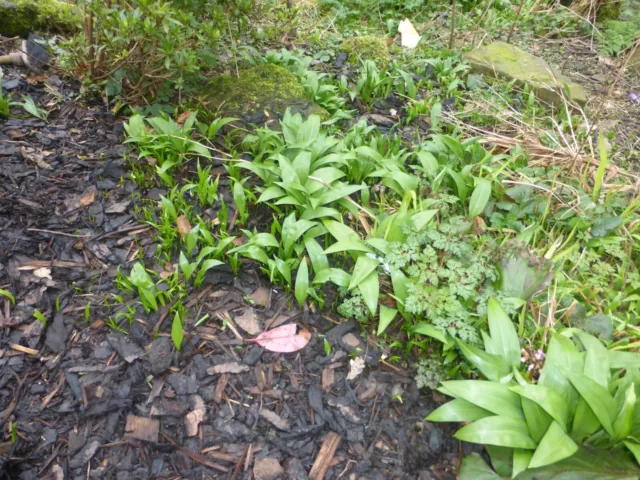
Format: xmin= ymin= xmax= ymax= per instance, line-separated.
xmin=347 ymin=357 xmax=366 ymax=381
xmin=234 ymin=308 xmax=261 ymax=336
xmin=207 ymin=362 xmax=250 ymax=375
xmin=245 ymin=324 xmax=311 ymax=353
xmin=250 ymin=287 xmax=271 ymax=308
xmin=177 ymin=111 xmax=193 ymax=124
xmin=176 ymin=215 xmax=191 ymax=238
xmin=398 ymin=18 xmax=421 ymax=48
xmin=32 ymin=267 xmax=52 ymax=280
xmin=260 ymin=409 xmax=290 ymax=431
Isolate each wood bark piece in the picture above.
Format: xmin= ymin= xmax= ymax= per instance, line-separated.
xmin=214 ymin=373 xmax=229 ymax=403
xmin=124 ymin=415 xmax=159 ymax=443
xmin=308 ymin=431 xmax=341 ymax=480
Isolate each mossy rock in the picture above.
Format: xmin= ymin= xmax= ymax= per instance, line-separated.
xmin=203 ymin=64 xmax=329 ymax=133
xmin=340 ymin=35 xmax=390 ymax=67
xmin=597 ymin=0 xmax=621 ymax=21
xmin=0 ymin=0 xmax=78 ymax=37
xmin=463 ymin=42 xmax=587 ymax=107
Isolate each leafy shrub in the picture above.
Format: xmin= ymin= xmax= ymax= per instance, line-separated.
xmin=58 ymin=0 xmax=267 ymax=102
xmin=429 ymin=299 xmax=640 ymax=478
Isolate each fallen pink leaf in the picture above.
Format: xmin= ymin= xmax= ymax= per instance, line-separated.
xmin=245 ymin=324 xmax=311 ymax=353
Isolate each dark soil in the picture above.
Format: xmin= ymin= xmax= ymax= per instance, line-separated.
xmin=0 ymin=62 xmax=464 ymax=479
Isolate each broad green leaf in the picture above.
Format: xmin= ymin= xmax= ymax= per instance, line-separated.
xmin=411 ymin=209 xmax=438 ymax=230
xmin=546 ymin=334 xmax=584 ymax=373
xmin=179 ymin=251 xmax=198 ymax=280
xmin=274 ymin=257 xmax=292 ymax=286
xmin=488 ymin=298 xmax=521 ymax=367
xmin=282 ymin=213 xmax=316 ymax=258
xmin=571 ymin=398 xmax=601 ymax=441
xmin=292 ymin=150 xmax=311 ymax=183
xmin=323 ymin=219 xmax=361 ymax=241
xmin=513 ymin=449 xmax=533 ymax=478
xmin=458 ymin=454 xmax=502 ymax=480
xmin=440 ymin=380 xmax=523 ymax=419
xmin=482 ymin=331 xmax=498 ymax=355
xmin=486 ymin=445 xmax=513 ymax=478
xmin=610 ymin=351 xmax=640 ymax=370
xmin=521 ymin=396 xmax=552 ymax=443
xmin=447 ymin=167 xmax=469 ymax=202
xmin=469 ymin=177 xmax=492 ymax=218
xmin=454 ymin=416 xmax=537 ymax=449
xmin=614 ymin=383 xmax=636 ymax=441
xmin=248 ymin=233 xmax=280 ymax=248
xmin=195 ymin=259 xmax=224 ymax=287
xmin=0 ymin=289 xmax=15 ymax=305
xmin=364 ymin=238 xmax=390 ymax=255
xmin=301 ymin=206 xmax=341 ymax=221
xmin=258 ymin=186 xmax=286 ymax=203
xmin=238 ymin=245 xmax=270 ymax=265
xmin=357 ymin=270 xmax=379 ymax=316
xmin=390 ymin=268 xmax=409 ymax=314
xmin=130 ymin=262 xmax=155 ymax=290
xmin=519 ymin=445 xmax=640 ymax=479
xmin=171 ymin=312 xmax=184 ymax=351
xmin=529 ymin=421 xmax=578 ymax=469
xmin=139 ymin=288 xmax=158 ymax=312
xmin=324 ymin=239 xmax=371 ymax=254
xmin=294 ymin=258 xmax=309 ymax=308
xmin=624 ymin=441 xmax=640 ymax=465
xmin=578 ymin=331 xmax=610 ymax=387
xmin=311 ymin=268 xmax=351 ymax=288
xmin=456 ymin=339 xmax=511 ymax=382
xmin=317 ymin=184 xmax=364 ymax=206
xmin=510 ymin=384 xmax=570 ymax=431
xmin=349 ymin=255 xmax=380 ymax=290
xmin=427 ymin=398 xmax=493 ymax=422
xmin=564 ymin=370 xmax=616 ymax=437
xmin=413 ymin=322 xmax=447 ymax=343
xmin=415 ymin=151 xmax=439 ymax=178
xmin=304 ymin=236 xmax=329 ymax=273
xmin=538 ymin=363 xmax=580 ymax=415
xmin=377 ymin=305 xmax=397 ymax=336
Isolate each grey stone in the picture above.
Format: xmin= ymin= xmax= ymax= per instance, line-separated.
xmin=463 ymin=42 xmax=586 ymax=107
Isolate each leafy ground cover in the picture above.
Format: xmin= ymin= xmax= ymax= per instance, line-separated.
xmin=1 ymin=0 xmax=640 ymax=478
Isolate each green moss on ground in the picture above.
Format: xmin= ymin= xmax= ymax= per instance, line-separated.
xmin=0 ymin=0 xmax=78 ymax=37
xmin=205 ymin=64 xmax=329 ymax=123
xmin=340 ymin=35 xmax=390 ymax=67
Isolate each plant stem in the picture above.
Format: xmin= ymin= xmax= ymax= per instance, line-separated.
xmin=449 ymin=0 xmax=457 ymax=50
xmin=507 ymin=0 xmax=526 ymax=43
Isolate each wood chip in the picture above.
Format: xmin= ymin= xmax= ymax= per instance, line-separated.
xmin=185 ymin=395 xmax=206 ymax=437
xmin=9 ymin=344 xmax=39 ymax=355
xmin=322 ymin=368 xmax=335 ymax=390
xmin=259 ymin=409 xmax=290 ymax=431
xmin=124 ymin=415 xmax=159 ymax=443
xmin=308 ymin=431 xmax=341 ymax=480
xmin=214 ymin=373 xmax=229 ymax=403
xmin=207 ymin=362 xmax=250 ymax=375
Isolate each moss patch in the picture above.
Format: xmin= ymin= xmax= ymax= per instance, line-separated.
xmin=0 ymin=0 xmax=78 ymax=37
xmin=463 ymin=42 xmax=587 ymax=107
xmin=204 ymin=64 xmax=329 ymax=129
xmin=340 ymin=35 xmax=390 ymax=67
